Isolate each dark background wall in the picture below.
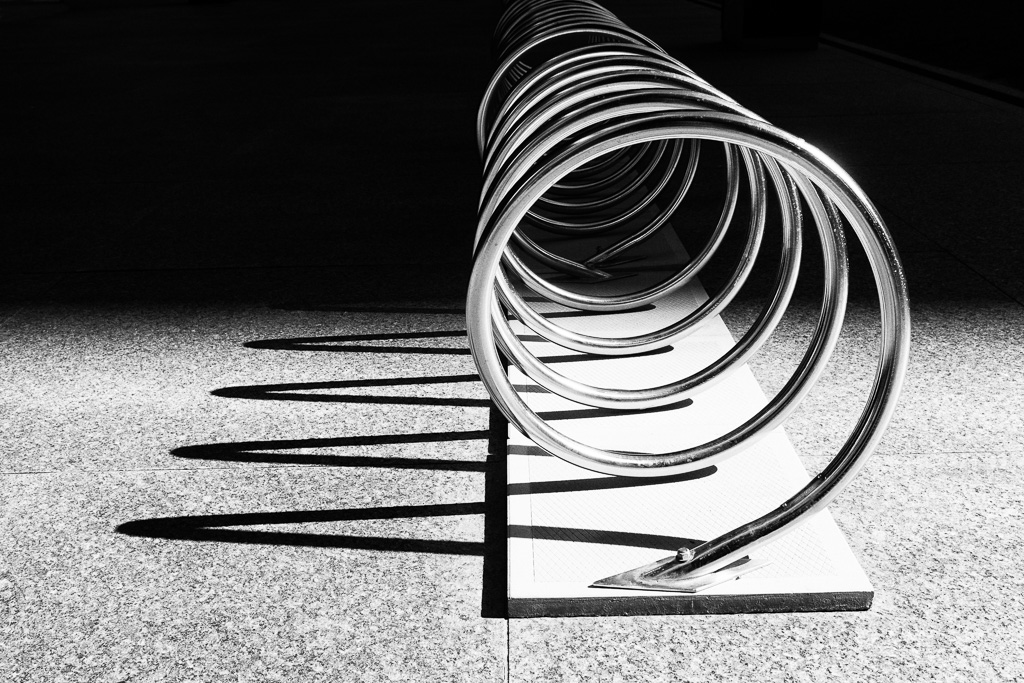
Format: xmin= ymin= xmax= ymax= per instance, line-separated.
xmin=671 ymin=0 xmax=1017 ymax=91
xmin=1 ymin=0 xmax=1017 ymax=305
xmin=820 ymin=1 xmax=1018 ymax=91
xmin=1 ymin=1 xmax=498 ymax=303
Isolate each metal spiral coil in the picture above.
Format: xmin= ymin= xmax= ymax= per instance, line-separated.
xmin=467 ymin=0 xmax=911 ymax=584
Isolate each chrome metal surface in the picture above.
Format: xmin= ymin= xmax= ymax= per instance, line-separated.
xmin=591 ymin=555 xmax=772 ymax=593
xmin=469 ymin=0 xmax=911 ymax=590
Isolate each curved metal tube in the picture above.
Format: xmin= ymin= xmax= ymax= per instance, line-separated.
xmin=468 ymin=0 xmax=910 ymax=583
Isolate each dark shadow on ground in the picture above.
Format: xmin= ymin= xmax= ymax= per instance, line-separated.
xmin=132 ymin=428 xmax=708 ymax=618
xmin=273 ymin=305 xmax=466 ymax=314
xmin=209 ymin=373 xmax=690 ymax=417
xmin=213 ymin=381 xmax=491 ymax=407
xmin=506 ymin=467 xmax=715 ymax=496
xmin=241 ymin=331 xmax=675 ymax=367
xmin=173 ymin=431 xmax=491 ymax=470
xmin=114 ymin=511 xmax=698 ymax=558
xmin=245 ymin=331 xmax=470 ymax=354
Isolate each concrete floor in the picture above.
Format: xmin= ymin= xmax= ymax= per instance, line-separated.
xmin=2 ymin=1 xmax=1023 ymax=681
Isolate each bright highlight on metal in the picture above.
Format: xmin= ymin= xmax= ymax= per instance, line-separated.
xmin=467 ymin=0 xmax=911 ymax=591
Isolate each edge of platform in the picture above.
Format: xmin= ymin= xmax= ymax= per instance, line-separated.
xmin=508 ymin=589 xmax=873 ymax=618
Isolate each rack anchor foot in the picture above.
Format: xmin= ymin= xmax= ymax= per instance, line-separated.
xmin=591 ymin=554 xmax=771 ymax=594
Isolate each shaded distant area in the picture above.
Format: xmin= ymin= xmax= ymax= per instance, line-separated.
xmin=0 ymin=0 xmax=494 ymax=301
xmin=685 ymin=0 xmax=1018 ymax=92
xmin=821 ymin=0 xmax=1019 ymax=91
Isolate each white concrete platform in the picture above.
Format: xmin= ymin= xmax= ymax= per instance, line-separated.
xmin=503 ymin=233 xmax=873 ymax=617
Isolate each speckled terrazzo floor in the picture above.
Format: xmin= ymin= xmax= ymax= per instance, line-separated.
xmin=2 ymin=286 xmax=1021 ymax=681
xmin=1 ymin=302 xmax=504 ymax=681
xmin=3 ymin=0 xmax=1024 ymax=681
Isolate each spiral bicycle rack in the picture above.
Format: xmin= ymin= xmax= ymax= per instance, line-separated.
xmin=468 ymin=0 xmax=910 ymax=598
